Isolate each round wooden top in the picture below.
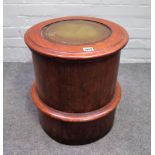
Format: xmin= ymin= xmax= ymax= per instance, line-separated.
xmin=24 ymin=16 xmax=128 ymax=60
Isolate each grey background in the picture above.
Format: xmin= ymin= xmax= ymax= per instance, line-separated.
xmin=4 ymin=0 xmax=150 ymax=63
xmin=4 ymin=63 xmax=151 ymax=155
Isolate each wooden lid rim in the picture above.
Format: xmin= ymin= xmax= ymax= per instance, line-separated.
xmin=31 ymin=81 xmax=121 ymax=122
xmin=24 ymin=16 xmax=128 ymax=60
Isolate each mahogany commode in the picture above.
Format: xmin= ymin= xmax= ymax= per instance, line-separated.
xmin=24 ymin=16 xmax=128 ymax=145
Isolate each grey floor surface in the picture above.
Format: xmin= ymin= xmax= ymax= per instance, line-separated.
xmin=4 ymin=63 xmax=151 ymax=155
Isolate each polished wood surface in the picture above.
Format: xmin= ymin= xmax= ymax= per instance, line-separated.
xmin=31 ymin=82 xmax=121 ymax=145
xmin=24 ymin=16 xmax=128 ymax=144
xmin=40 ymin=110 xmax=115 ymax=145
xmin=24 ymin=16 xmax=128 ymax=59
xmin=32 ymin=51 xmax=120 ymax=113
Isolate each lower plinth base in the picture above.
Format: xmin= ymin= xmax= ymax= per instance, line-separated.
xmin=31 ymin=82 xmax=121 ymax=145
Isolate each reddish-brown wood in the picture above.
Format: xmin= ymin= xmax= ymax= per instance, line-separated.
xmin=32 ymin=81 xmax=121 ymax=145
xmin=24 ymin=16 xmax=128 ymax=60
xmin=32 ymin=51 xmax=120 ymax=112
xmin=24 ymin=16 xmax=128 ymax=144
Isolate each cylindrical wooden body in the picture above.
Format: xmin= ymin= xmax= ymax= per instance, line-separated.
xmin=32 ymin=51 xmax=120 ymax=113
xmin=24 ymin=16 xmax=128 ymax=145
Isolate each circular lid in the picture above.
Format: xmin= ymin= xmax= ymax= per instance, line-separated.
xmin=24 ymin=16 xmax=128 ymax=59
